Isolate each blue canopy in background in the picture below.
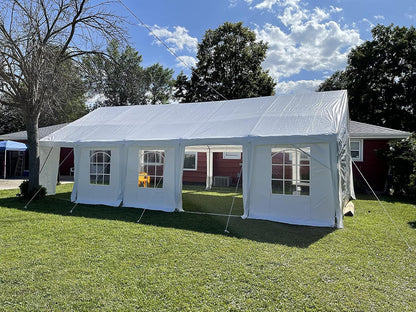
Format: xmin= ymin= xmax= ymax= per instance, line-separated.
xmin=0 ymin=140 xmax=27 ymax=151
xmin=1 ymin=140 xmax=27 ymax=178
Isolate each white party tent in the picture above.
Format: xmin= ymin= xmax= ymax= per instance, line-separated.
xmin=39 ymin=90 xmax=354 ymax=228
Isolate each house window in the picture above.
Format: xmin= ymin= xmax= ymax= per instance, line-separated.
xmin=184 ymin=152 xmax=197 ymax=171
xmin=139 ymin=150 xmax=165 ymax=188
xmin=350 ymin=140 xmax=363 ymax=162
xmin=223 ymin=151 xmax=241 ymax=159
xmin=271 ymin=147 xmax=310 ymax=196
xmin=90 ymin=150 xmax=111 ymax=185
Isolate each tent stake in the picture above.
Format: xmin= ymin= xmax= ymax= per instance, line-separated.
xmin=69 ymin=203 xmax=78 ymax=214
xmin=137 ymin=208 xmax=146 ymax=223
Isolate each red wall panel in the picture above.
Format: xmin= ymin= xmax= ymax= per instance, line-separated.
xmin=352 ymin=139 xmax=389 ymax=192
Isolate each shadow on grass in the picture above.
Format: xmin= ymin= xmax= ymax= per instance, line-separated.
xmin=409 ymin=221 xmax=416 ymax=229
xmin=0 ymin=192 xmax=334 ymax=247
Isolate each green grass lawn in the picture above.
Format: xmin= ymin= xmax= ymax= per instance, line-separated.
xmin=0 ymin=184 xmax=415 ymax=311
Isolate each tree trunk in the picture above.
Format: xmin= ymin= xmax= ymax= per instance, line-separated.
xmin=25 ymin=113 xmax=40 ymax=192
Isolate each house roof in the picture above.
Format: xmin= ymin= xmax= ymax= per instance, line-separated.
xmin=40 ymin=90 xmax=349 ymax=146
xmin=349 ymin=121 xmax=411 ymax=139
xmin=0 ymin=123 xmax=69 ymax=141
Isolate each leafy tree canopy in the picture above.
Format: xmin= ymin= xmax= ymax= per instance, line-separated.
xmin=318 ymin=24 xmax=416 ymax=132
xmin=146 ymin=63 xmax=175 ymax=104
xmin=379 ymin=134 xmax=416 ymax=196
xmin=83 ymin=40 xmax=147 ymax=106
xmin=177 ymin=22 xmax=276 ymax=102
xmin=0 ymin=58 xmax=88 ymax=134
xmin=83 ymin=41 xmax=175 ymax=106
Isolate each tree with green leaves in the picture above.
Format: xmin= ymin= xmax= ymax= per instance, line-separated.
xmin=0 ymin=0 xmax=124 ymax=192
xmin=1 ymin=58 xmax=88 ymax=133
xmin=179 ymin=22 xmax=275 ymax=102
xmin=83 ymin=40 xmax=147 ymax=106
xmin=83 ymin=42 xmax=175 ymax=106
xmin=0 ymin=105 xmax=25 ymax=135
xmin=174 ymin=71 xmax=189 ymax=103
xmin=146 ymin=63 xmax=175 ymax=104
xmin=379 ymin=134 xmax=416 ymax=196
xmin=318 ymin=24 xmax=416 ymax=132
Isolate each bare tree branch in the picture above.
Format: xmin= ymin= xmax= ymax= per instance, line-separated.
xmin=0 ymin=0 xmax=126 ymax=191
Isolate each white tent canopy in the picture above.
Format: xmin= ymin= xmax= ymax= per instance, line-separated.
xmin=40 ymin=90 xmax=353 ymax=228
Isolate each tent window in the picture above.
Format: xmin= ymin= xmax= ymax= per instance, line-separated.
xmin=350 ymin=140 xmax=363 ymax=162
xmin=271 ymin=147 xmax=310 ymax=196
xmin=90 ymin=150 xmax=111 ymax=185
xmin=184 ymin=152 xmax=197 ymax=171
xmin=139 ymin=150 xmax=165 ymax=188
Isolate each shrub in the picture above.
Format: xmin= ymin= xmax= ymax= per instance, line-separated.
xmin=19 ymin=180 xmax=47 ymax=200
xmin=379 ymin=133 xmax=416 ymax=196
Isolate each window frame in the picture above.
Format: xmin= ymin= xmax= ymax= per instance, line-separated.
xmin=350 ymin=139 xmax=363 ymax=162
xmin=139 ymin=150 xmax=165 ymax=189
xmin=271 ymin=147 xmax=311 ymax=196
xmin=223 ymin=151 xmax=241 ymax=159
xmin=89 ymin=150 xmax=111 ymax=186
xmin=183 ymin=152 xmax=198 ymax=171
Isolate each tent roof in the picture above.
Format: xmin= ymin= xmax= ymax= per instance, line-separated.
xmin=0 ymin=140 xmax=27 ymax=151
xmin=41 ymin=90 xmax=348 ymax=146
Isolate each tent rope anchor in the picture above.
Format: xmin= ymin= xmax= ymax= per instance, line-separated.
xmin=137 ymin=208 xmax=146 ymax=223
xmin=69 ymin=203 xmax=78 ymax=214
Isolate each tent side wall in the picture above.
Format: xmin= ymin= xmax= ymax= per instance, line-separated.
xmin=39 ymin=146 xmax=60 ymax=195
xmin=244 ymin=141 xmax=339 ymax=227
xmin=74 ymin=146 xmax=123 ymax=206
xmin=122 ymin=145 xmax=182 ymax=212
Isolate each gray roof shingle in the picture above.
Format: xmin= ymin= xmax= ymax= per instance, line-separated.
xmin=0 ymin=123 xmax=69 ymax=141
xmin=349 ymin=121 xmax=411 ymax=139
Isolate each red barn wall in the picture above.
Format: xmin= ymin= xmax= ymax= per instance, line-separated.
xmin=182 ymin=152 xmax=242 ymax=185
xmin=353 ymin=139 xmax=390 ymax=192
xmin=213 ymin=152 xmax=242 ymax=185
xmin=182 ymin=152 xmax=207 ymax=183
xmin=59 ymin=147 xmax=74 ymax=176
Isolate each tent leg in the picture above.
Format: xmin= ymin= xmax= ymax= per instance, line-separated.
xmin=224 ymin=166 xmax=243 ymax=234
xmin=3 ymin=150 xmax=6 ymax=179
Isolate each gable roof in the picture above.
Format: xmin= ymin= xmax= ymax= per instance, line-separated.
xmin=0 ymin=123 xmax=69 ymax=141
xmin=40 ymin=90 xmax=349 ymax=146
xmin=349 ymin=121 xmax=411 ymax=139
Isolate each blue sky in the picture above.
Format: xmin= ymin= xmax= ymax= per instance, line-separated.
xmin=112 ymin=0 xmax=416 ymax=94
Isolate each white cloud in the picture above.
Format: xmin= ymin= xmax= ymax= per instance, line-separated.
xmin=362 ymin=18 xmax=375 ymax=29
xmin=229 ymin=0 xmax=238 ymax=7
xmin=175 ymin=55 xmax=197 ymax=69
xmin=374 ymin=15 xmax=385 ymax=20
xmin=150 ymin=25 xmax=198 ymax=53
xmin=252 ymin=2 xmax=362 ymax=83
xmin=276 ymin=79 xmax=323 ymax=94
xmin=245 ymin=0 xmax=302 ymax=11
xmin=329 ymin=6 xmax=342 ymax=13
